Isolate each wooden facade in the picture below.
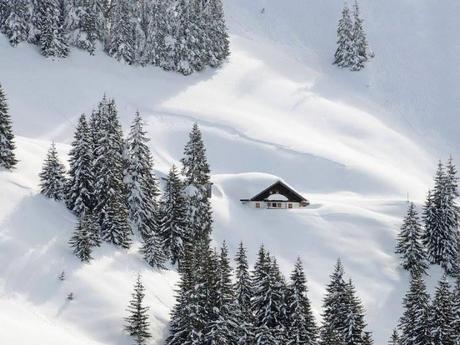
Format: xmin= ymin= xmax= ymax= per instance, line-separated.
xmin=240 ymin=180 xmax=309 ymax=209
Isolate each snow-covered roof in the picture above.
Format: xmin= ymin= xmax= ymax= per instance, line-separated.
xmin=266 ymin=193 xmax=289 ymax=201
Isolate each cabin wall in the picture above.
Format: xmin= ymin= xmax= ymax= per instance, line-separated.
xmin=242 ymin=201 xmax=303 ymax=209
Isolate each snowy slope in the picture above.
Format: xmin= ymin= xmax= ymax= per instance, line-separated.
xmin=0 ymin=1 xmax=458 ymax=344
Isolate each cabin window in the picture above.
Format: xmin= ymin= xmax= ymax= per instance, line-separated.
xmin=256 ymin=202 xmax=260 ymax=208
xmin=272 ymin=202 xmax=277 ymax=208
xmin=277 ymin=203 xmax=282 ymax=208
xmin=288 ymin=203 xmax=292 ymax=208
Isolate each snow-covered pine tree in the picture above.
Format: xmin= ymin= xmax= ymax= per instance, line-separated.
xmin=0 ymin=0 xmax=10 ymax=30
xmin=125 ymin=111 xmax=160 ymax=242
xmin=181 ymin=123 xmax=212 ymax=242
xmin=333 ymin=2 xmax=354 ymax=69
xmin=285 ymin=257 xmax=317 ymax=345
xmin=2 ymin=0 xmax=29 ymax=46
xmin=66 ymin=113 xmax=94 ymax=216
xmin=141 ymin=229 xmax=166 ymax=269
xmin=69 ymin=214 xmax=99 ymax=262
xmin=398 ymin=273 xmax=431 ymax=345
xmin=319 ymin=259 xmax=348 ymax=345
xmin=251 ymin=246 xmax=287 ymax=344
xmin=39 ymin=142 xmax=67 ymax=200
xmin=91 ymin=96 xmax=130 ymax=247
xmin=124 ymin=274 xmax=151 ymax=345
xmin=423 ymin=161 xmax=459 ymax=275
xmin=234 ymin=241 xmax=254 ymax=344
xmin=206 ymin=0 xmax=230 ymax=67
xmin=362 ymin=332 xmax=374 ymax=345
xmin=351 ymin=0 xmax=369 ymax=71
xmin=27 ymin=0 xmax=42 ymax=44
xmin=431 ymin=276 xmax=455 ymax=345
xmin=395 ymin=202 xmax=428 ymax=276
xmin=203 ymin=242 xmax=238 ymax=344
xmin=106 ymin=0 xmax=136 ymax=64
xmin=171 ymin=0 xmax=194 ymax=75
xmin=451 ymin=276 xmax=460 ymax=345
xmin=142 ymin=0 xmax=170 ymax=66
xmin=388 ymin=329 xmax=400 ymax=345
xmin=159 ymin=165 xmax=188 ymax=265
xmin=64 ymin=0 xmax=103 ymax=54
xmin=343 ymin=279 xmax=367 ymax=345
xmin=0 ymin=83 xmax=18 ymax=169
xmin=37 ymin=0 xmax=69 ymax=58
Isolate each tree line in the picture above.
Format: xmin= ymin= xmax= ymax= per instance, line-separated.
xmin=125 ymin=243 xmax=374 ymax=345
xmin=0 ymin=0 xmax=230 ymax=75
xmin=38 ymin=95 xmax=212 ymax=269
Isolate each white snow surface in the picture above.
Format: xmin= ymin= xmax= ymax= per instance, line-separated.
xmin=0 ymin=1 xmax=458 ymax=344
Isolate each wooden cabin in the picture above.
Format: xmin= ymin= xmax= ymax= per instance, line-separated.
xmin=240 ymin=180 xmax=309 ymax=209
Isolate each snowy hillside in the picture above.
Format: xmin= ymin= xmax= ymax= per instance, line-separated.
xmin=0 ymin=1 xmax=458 ymax=344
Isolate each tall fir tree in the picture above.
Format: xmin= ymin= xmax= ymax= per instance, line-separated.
xmin=451 ymin=275 xmax=460 ymax=345
xmin=320 ymin=259 xmax=348 ymax=345
xmin=39 ymin=142 xmax=67 ymax=200
xmin=395 ymin=202 xmax=428 ymax=276
xmin=125 ymin=111 xmax=160 ymax=242
xmin=333 ymin=2 xmax=354 ymax=69
xmin=0 ymin=83 xmax=18 ymax=169
xmin=398 ymin=273 xmax=431 ymax=345
xmin=251 ymin=246 xmax=287 ymax=344
xmin=285 ymin=258 xmax=317 ymax=345
xmin=423 ymin=161 xmax=459 ymax=275
xmin=69 ymin=213 xmax=100 ymax=262
xmin=350 ymin=0 xmax=369 ymax=71
xmin=37 ymin=0 xmax=69 ymax=58
xmin=106 ymin=0 xmax=136 ymax=64
xmin=343 ymin=279 xmax=367 ymax=345
xmin=91 ymin=96 xmax=131 ymax=248
xmin=206 ymin=0 xmax=230 ymax=67
xmin=159 ymin=165 xmax=188 ymax=265
xmin=2 ymin=0 xmax=29 ymax=46
xmin=234 ymin=241 xmax=254 ymax=344
xmin=431 ymin=276 xmax=455 ymax=345
xmin=124 ymin=274 xmax=151 ymax=345
xmin=66 ymin=113 xmax=94 ymax=216
xmin=181 ymin=122 xmax=213 ymax=242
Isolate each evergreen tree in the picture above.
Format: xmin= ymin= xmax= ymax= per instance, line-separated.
xmin=2 ymin=0 xmax=29 ymax=46
xmin=234 ymin=242 xmax=254 ymax=344
xmin=39 ymin=142 xmax=67 ymax=200
xmin=37 ymin=0 xmax=69 ymax=58
xmin=350 ymin=0 xmax=369 ymax=71
xmin=251 ymin=246 xmax=287 ymax=344
xmin=106 ymin=0 xmax=136 ymax=64
xmin=395 ymin=202 xmax=428 ymax=276
xmin=0 ymin=83 xmax=18 ymax=169
xmin=65 ymin=0 xmax=103 ymax=54
xmin=204 ymin=242 xmax=238 ymax=344
xmin=451 ymin=275 xmax=460 ymax=345
xmin=159 ymin=165 xmax=188 ymax=265
xmin=320 ymin=259 xmax=348 ymax=345
xmin=141 ymin=229 xmax=166 ymax=269
xmin=362 ymin=332 xmax=374 ymax=345
xmin=171 ymin=0 xmax=194 ymax=75
xmin=125 ymin=111 xmax=160 ymax=242
xmin=286 ymin=258 xmax=317 ymax=345
xmin=91 ymin=96 xmax=130 ymax=247
xmin=69 ymin=214 xmax=99 ymax=262
xmin=423 ymin=161 xmax=459 ymax=275
xmin=333 ymin=2 xmax=354 ymax=69
xmin=343 ymin=279 xmax=367 ymax=345
xmin=124 ymin=274 xmax=151 ymax=345
xmin=431 ymin=276 xmax=455 ymax=345
xmin=206 ymin=0 xmax=230 ymax=67
xmin=398 ymin=273 xmax=431 ymax=345
xmin=388 ymin=329 xmax=400 ymax=345
xmin=66 ymin=113 xmax=94 ymax=216
xmin=181 ymin=123 xmax=212 ymax=242
xmin=0 ymin=0 xmax=10 ymax=30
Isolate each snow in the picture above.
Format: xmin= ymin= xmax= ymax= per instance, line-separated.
xmin=0 ymin=1 xmax=458 ymax=344
xmin=266 ymin=193 xmax=288 ymax=201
